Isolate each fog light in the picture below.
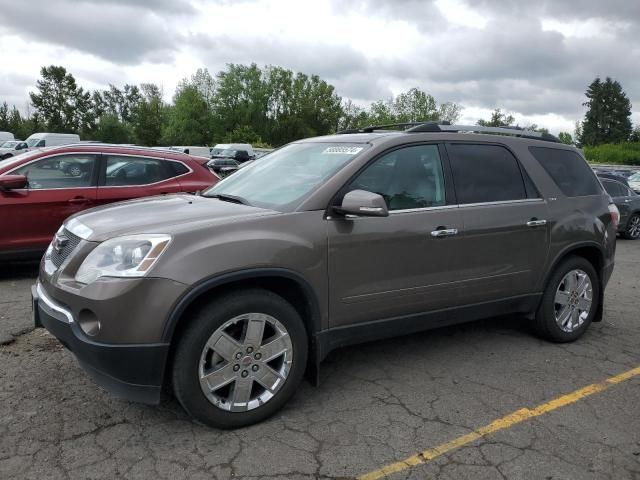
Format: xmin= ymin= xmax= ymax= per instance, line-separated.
xmin=78 ymin=309 xmax=101 ymax=336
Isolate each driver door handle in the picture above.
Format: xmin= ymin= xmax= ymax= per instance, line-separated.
xmin=430 ymin=228 xmax=458 ymax=237
xmin=68 ymin=196 xmax=92 ymax=205
xmin=526 ymin=219 xmax=547 ymax=227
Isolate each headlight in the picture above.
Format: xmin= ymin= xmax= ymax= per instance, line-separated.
xmin=75 ymin=234 xmax=171 ymax=284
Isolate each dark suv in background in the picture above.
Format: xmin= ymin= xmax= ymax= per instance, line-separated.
xmin=33 ymin=123 xmax=617 ymax=428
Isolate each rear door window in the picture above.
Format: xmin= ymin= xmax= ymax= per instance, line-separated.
xmin=529 ymin=147 xmax=602 ymax=197
xmin=447 ymin=144 xmax=527 ymax=204
xmin=104 ymin=156 xmax=174 ymax=186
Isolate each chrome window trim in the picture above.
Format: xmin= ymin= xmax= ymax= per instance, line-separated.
xmin=36 ymin=281 xmax=74 ymax=324
xmin=388 ymin=199 xmax=544 ymax=214
xmin=389 ymin=204 xmax=458 ymax=214
xmin=457 ymin=198 xmax=545 ymax=208
xmin=2 ymin=152 xmax=194 ymax=191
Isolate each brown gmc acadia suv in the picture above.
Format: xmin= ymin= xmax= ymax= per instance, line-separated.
xmin=32 ymin=123 xmax=618 ymax=428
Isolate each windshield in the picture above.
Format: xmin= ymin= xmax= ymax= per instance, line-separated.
xmin=629 ymin=172 xmax=640 ymax=182
xmin=219 ymin=149 xmax=237 ymax=156
xmin=204 ymin=142 xmax=369 ymax=210
xmin=26 ymin=138 xmax=41 ymax=147
xmin=0 ymin=141 xmax=18 ymax=148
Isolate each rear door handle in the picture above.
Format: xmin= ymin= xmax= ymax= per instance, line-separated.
xmin=430 ymin=228 xmax=458 ymax=237
xmin=68 ymin=196 xmax=92 ymax=205
xmin=526 ymin=219 xmax=547 ymax=227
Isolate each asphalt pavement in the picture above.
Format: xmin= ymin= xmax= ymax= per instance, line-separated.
xmin=1 ymin=242 xmax=639 ymax=479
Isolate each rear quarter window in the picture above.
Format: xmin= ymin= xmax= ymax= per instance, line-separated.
xmin=529 ymin=147 xmax=602 ymax=197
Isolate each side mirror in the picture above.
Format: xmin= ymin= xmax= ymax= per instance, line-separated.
xmin=335 ymin=189 xmax=389 ymax=217
xmin=0 ymin=175 xmax=28 ymax=191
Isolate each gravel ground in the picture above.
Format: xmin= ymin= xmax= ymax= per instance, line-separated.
xmin=1 ymin=241 xmax=639 ymax=479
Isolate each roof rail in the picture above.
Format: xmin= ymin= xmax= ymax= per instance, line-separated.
xmin=336 ymin=121 xmax=561 ymax=143
xmin=336 ymin=121 xmax=448 ymax=134
xmin=406 ymin=123 xmax=561 ymax=142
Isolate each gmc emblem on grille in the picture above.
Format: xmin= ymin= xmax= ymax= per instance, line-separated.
xmin=52 ymin=233 xmax=69 ymax=254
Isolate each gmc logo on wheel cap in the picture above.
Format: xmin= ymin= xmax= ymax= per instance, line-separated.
xmin=52 ymin=234 xmax=69 ymax=254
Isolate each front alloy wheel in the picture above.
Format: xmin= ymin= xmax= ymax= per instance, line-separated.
xmin=199 ymin=313 xmax=293 ymax=412
xmin=172 ymin=289 xmax=308 ymax=429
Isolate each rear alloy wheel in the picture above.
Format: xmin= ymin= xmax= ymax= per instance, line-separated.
xmin=534 ymin=256 xmax=599 ymax=342
xmin=623 ymin=213 xmax=640 ymax=240
xmin=172 ymin=289 xmax=308 ymax=429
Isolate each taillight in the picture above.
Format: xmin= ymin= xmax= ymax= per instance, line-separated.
xmin=608 ymin=203 xmax=620 ymax=229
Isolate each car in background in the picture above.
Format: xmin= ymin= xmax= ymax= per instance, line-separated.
xmin=254 ymin=147 xmax=274 ymax=159
xmin=595 ymin=171 xmax=630 ymax=187
xmin=23 ymin=133 xmax=81 ymax=151
xmin=210 ymin=143 xmax=255 ymax=159
xmin=207 ymin=157 xmax=240 ymax=177
xmin=0 ymin=140 xmax=28 ymax=159
xmin=628 ymin=172 xmax=640 ymax=194
xmin=169 ymin=146 xmax=211 ymax=159
xmin=0 ymin=144 xmax=218 ymax=259
xmin=0 ymin=132 xmax=14 ymax=143
xmin=600 ymin=177 xmax=640 ymax=239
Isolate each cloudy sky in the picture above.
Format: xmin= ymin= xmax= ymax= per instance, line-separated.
xmin=0 ymin=0 xmax=638 ymax=134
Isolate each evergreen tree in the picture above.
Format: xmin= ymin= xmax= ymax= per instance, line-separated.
xmin=579 ymin=77 xmax=632 ymax=146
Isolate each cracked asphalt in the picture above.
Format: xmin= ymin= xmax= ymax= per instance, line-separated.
xmin=1 ymin=242 xmax=639 ymax=480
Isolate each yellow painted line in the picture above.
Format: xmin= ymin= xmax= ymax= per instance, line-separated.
xmin=359 ymin=366 xmax=640 ymax=480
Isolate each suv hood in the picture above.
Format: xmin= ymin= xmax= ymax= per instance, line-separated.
xmin=65 ymin=194 xmax=279 ymax=242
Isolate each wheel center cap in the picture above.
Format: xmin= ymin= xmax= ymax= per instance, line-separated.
xmin=241 ymin=356 xmax=252 ymax=367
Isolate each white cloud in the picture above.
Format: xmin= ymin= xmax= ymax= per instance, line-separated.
xmin=0 ymin=0 xmax=637 ymax=136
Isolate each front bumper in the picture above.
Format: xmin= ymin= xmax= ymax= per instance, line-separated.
xmin=32 ymin=282 xmax=169 ymax=404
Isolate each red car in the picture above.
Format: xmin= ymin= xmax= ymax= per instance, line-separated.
xmin=0 ymin=144 xmax=219 ymax=259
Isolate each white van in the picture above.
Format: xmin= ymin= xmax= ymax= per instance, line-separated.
xmin=24 ymin=132 xmax=81 ymax=149
xmin=170 ymin=146 xmax=211 ymax=159
xmin=210 ymin=143 xmax=255 ymax=158
xmin=0 ymin=132 xmax=14 ymax=143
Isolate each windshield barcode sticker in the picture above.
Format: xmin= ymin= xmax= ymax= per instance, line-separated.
xmin=322 ymin=146 xmax=364 ymax=155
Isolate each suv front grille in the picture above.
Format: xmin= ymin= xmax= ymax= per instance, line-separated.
xmin=51 ymin=229 xmax=81 ymax=268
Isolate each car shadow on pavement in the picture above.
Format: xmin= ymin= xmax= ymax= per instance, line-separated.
xmin=0 ymin=261 xmax=40 ymax=280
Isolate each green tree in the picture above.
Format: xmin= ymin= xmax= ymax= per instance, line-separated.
xmin=132 ymin=83 xmax=165 ymax=146
xmin=558 ymin=132 xmax=574 ymax=145
xmin=0 ymin=102 xmax=9 ymax=131
xmin=337 ymin=99 xmax=370 ymax=130
xmin=95 ymin=114 xmax=132 ymax=144
xmin=579 ymin=77 xmax=632 ymax=146
xmin=29 ymin=65 xmax=92 ymax=133
xmin=163 ymin=85 xmax=211 ymax=145
xmin=477 ymin=108 xmax=515 ymax=127
xmin=223 ymin=125 xmax=263 ymax=144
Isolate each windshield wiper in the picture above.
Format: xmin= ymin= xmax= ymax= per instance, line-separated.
xmin=206 ymin=193 xmax=251 ymax=206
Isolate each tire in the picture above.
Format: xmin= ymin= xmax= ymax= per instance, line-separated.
xmin=534 ymin=256 xmax=600 ymax=343
xmin=622 ymin=213 xmax=640 ymax=240
xmin=172 ymin=289 xmax=308 ymax=429
xmin=69 ymin=165 xmax=82 ymax=177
